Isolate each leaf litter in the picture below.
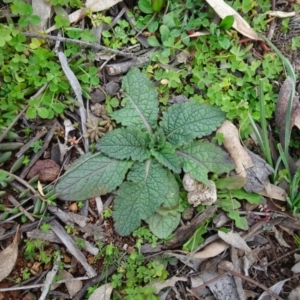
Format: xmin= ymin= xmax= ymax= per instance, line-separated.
xmin=0 ymin=0 xmax=300 ymax=299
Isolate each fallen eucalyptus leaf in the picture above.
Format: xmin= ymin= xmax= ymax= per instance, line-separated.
xmin=59 ymin=270 xmax=82 ymax=298
xmin=218 ymin=231 xmax=251 ymax=252
xmin=0 ymin=227 xmax=19 ymax=282
xmin=193 ymin=240 xmax=228 ymax=259
xmin=89 ymin=283 xmax=113 ymax=300
xmin=205 ymin=0 xmax=260 ymax=40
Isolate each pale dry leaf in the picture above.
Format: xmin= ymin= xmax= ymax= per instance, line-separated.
xmin=292 ymin=261 xmax=300 ymax=273
xmin=149 ymin=276 xmax=187 ymax=293
xmin=288 ymin=285 xmax=300 ymax=300
xmin=218 ymin=231 xmax=251 ymax=252
xmin=32 ymin=0 xmax=52 ymax=31
xmin=47 ymin=0 xmax=122 ymax=33
xmin=217 ymin=120 xmax=253 ymax=177
xmin=273 ymin=226 xmax=290 ymax=248
xmin=89 ymin=283 xmax=113 ymax=300
xmin=86 ymin=0 xmax=123 ymax=11
xmin=59 ymin=270 xmax=83 ymax=297
xmin=193 ymin=240 xmax=228 ymax=259
xmin=258 ymin=278 xmax=290 ymax=300
xmin=188 ymin=30 xmax=210 ymax=37
xmin=266 ymin=11 xmax=296 ymax=18
xmin=259 ymin=182 xmax=287 ymax=201
xmin=205 ymin=0 xmax=260 ymax=40
xmin=0 ymin=227 xmax=19 ymax=282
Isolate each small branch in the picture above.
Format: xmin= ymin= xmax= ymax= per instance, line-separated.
xmin=23 ymin=32 xmax=143 ymax=60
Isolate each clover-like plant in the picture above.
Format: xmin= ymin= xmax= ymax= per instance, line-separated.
xmin=56 ymin=68 xmax=234 ymax=237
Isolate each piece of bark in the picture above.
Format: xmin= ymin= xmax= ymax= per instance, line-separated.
xmin=217 ymin=120 xmax=253 ymax=177
xmin=162 ymin=205 xmax=217 ymax=249
xmin=243 ymin=149 xmax=273 ymax=193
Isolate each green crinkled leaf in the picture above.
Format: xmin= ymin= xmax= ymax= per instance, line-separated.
xmin=151 ymin=142 xmax=181 ymax=173
xmin=230 ymin=189 xmax=263 ymax=204
xmin=161 ymin=101 xmax=225 ymax=147
xmin=228 ymin=211 xmax=249 ymax=230
xmin=146 ymin=171 xmax=180 ymax=238
xmin=113 ymin=160 xmax=170 ymax=236
xmin=110 ymin=68 xmax=159 ymax=132
xmin=96 ymin=128 xmax=151 ymax=161
xmin=177 ymin=141 xmax=235 ymax=185
xmin=147 ymin=212 xmax=181 ymax=239
xmin=56 ymin=153 xmax=132 ymax=200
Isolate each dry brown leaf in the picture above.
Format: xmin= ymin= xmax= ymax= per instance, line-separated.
xmin=205 ymin=0 xmax=260 ymax=40
xmin=217 ymin=120 xmax=253 ymax=177
xmin=259 ymin=182 xmax=287 ymax=201
xmin=59 ymin=270 xmax=82 ymax=297
xmin=0 ymin=227 xmax=19 ymax=282
xmin=193 ymin=240 xmax=228 ymax=259
xmin=89 ymin=283 xmax=113 ymax=300
xmin=218 ymin=231 xmax=251 ymax=252
xmin=149 ymin=276 xmax=187 ymax=293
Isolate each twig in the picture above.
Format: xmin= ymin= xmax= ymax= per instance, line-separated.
xmin=23 ymin=32 xmax=144 ymax=60
xmin=39 ymin=255 xmax=61 ymax=300
xmin=264 ymin=248 xmax=300 ymax=267
xmin=0 ymin=216 xmax=55 ymax=241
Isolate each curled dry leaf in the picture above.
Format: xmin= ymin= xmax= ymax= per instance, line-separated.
xmin=0 ymin=226 xmax=19 ymax=283
xmin=218 ymin=231 xmax=251 ymax=252
xmin=183 ymin=173 xmax=217 ymax=206
xmin=217 ymin=120 xmax=253 ymax=177
xmin=205 ymin=0 xmax=260 ymax=40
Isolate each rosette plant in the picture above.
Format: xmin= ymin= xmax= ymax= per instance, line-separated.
xmin=56 ymin=68 xmax=234 ymax=238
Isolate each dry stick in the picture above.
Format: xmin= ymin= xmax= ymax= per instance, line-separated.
xmin=23 ymin=32 xmax=144 ymax=60
xmin=221 ymin=267 xmax=285 ymax=300
xmin=0 ymin=82 xmax=48 ymax=144
xmin=264 ymin=248 xmax=300 ymax=267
